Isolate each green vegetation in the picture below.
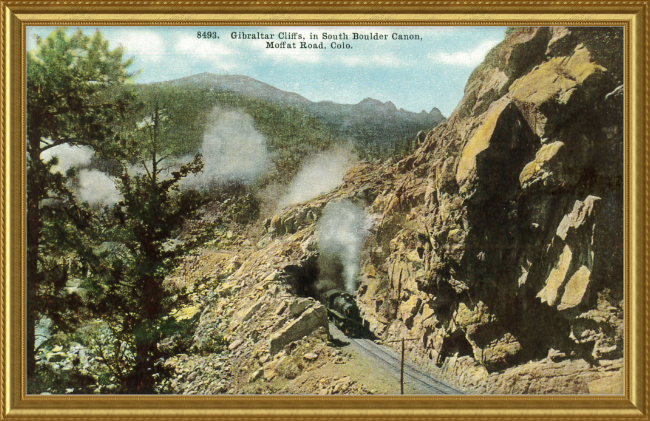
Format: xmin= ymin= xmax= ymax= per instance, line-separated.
xmin=124 ymin=81 xmax=427 ymax=182
xmin=26 ymin=27 xmax=134 ymax=382
xmin=27 ymin=28 xmax=205 ymax=394
xmin=125 ymin=84 xmax=342 ymax=184
xmin=92 ymin=102 xmax=205 ymax=393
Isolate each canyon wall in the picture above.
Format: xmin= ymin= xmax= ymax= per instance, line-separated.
xmin=355 ymin=26 xmax=624 ymax=393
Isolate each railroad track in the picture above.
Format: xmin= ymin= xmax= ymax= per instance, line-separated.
xmin=350 ymin=337 xmax=462 ymax=395
xmin=329 ymin=322 xmax=462 ymax=394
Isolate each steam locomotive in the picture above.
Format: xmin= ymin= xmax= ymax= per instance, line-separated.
xmin=321 ymin=289 xmax=366 ymax=337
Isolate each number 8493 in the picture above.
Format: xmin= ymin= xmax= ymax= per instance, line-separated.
xmin=197 ymin=31 xmax=219 ymax=39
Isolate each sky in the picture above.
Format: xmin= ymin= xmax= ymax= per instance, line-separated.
xmin=26 ymin=26 xmax=507 ymax=117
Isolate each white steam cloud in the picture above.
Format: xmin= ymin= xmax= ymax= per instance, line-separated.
xmin=41 ymin=143 xmax=121 ymax=207
xmin=42 ymin=143 xmax=94 ymax=173
xmin=279 ymin=148 xmax=354 ymax=209
xmin=76 ymin=169 xmax=122 ymax=207
xmin=182 ymin=107 xmax=269 ymax=188
xmin=316 ymin=200 xmax=369 ymax=294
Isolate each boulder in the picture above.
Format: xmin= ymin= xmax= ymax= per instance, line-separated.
xmin=473 ymin=332 xmax=522 ymax=370
xmin=519 ymin=141 xmax=566 ymax=189
xmin=510 ymin=44 xmax=605 ymax=107
xmin=289 ymin=298 xmax=314 ymax=317
xmin=454 ymin=301 xmax=495 ymax=335
xmin=174 ymin=305 xmax=200 ymax=321
xmin=556 ymin=196 xmax=600 ymax=241
xmin=399 ymin=295 xmax=421 ymax=327
xmin=416 ymin=130 xmax=427 ymax=145
xmin=268 ymin=215 xmax=282 ymax=234
xmin=537 ymin=196 xmax=601 ymax=309
xmin=274 ymin=300 xmax=287 ymax=316
xmin=587 ymin=372 xmax=623 ymax=394
xmin=229 ymin=301 xmax=263 ymax=330
xmin=537 ymin=244 xmax=573 ymax=306
xmin=456 ymin=98 xmax=513 ymax=188
xmin=455 ymin=98 xmax=538 ymax=199
xmin=269 ymin=305 xmax=329 ymax=355
xmin=558 ymin=265 xmax=592 ymax=310
xmin=228 ymin=339 xmax=243 ymax=351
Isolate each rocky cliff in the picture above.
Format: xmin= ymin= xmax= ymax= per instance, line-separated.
xmin=354 ymin=26 xmax=624 ymax=393
xmin=169 ymin=26 xmax=624 ymax=395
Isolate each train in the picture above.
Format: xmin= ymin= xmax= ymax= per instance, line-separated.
xmin=321 ymin=289 xmax=367 ymax=337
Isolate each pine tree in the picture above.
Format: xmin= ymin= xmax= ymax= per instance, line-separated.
xmin=26 ymin=27 xmax=134 ymax=379
xmin=85 ymin=97 xmax=204 ymax=393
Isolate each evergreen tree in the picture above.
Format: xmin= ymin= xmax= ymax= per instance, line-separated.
xmin=26 ymin=27 xmax=134 ymax=379
xmin=86 ymin=98 xmax=204 ymax=393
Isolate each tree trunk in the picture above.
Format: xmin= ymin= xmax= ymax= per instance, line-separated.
xmin=126 ymin=337 xmax=157 ymax=394
xmin=26 ymin=132 xmax=43 ymax=380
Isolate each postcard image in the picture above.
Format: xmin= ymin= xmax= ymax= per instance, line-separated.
xmin=25 ymin=24 xmax=624 ymax=395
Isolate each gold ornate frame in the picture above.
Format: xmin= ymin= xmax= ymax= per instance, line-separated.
xmin=1 ymin=1 xmax=647 ymax=420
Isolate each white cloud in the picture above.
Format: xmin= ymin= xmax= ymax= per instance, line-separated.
xmin=26 ymin=32 xmax=39 ymax=52
xmin=339 ymin=54 xmax=403 ymax=68
xmin=111 ymin=30 xmax=166 ymax=63
xmin=174 ymin=34 xmax=235 ymax=56
xmin=171 ymin=34 xmax=242 ymax=71
xmin=262 ymin=47 xmax=323 ymax=64
xmin=432 ymin=39 xmax=500 ymax=67
xmin=40 ymin=143 xmax=121 ymax=207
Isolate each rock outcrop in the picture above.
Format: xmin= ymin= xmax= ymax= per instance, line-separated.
xmin=354 ymin=26 xmax=624 ymax=393
xmin=269 ymin=304 xmax=328 ymax=355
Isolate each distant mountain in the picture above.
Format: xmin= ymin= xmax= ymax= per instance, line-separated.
xmin=166 ymin=73 xmax=312 ymax=107
xmin=156 ymin=73 xmax=445 ymax=154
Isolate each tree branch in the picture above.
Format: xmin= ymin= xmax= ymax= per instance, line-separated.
xmin=39 ymin=138 xmax=93 ymax=153
xmin=140 ymin=161 xmax=153 ymax=181
xmin=95 ymin=339 xmax=123 ymax=382
xmin=155 ymin=155 xmax=171 ymax=166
